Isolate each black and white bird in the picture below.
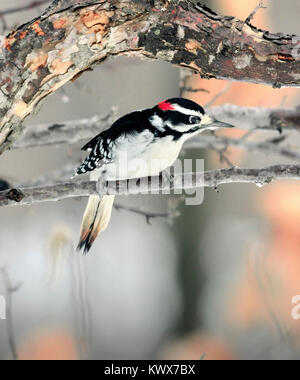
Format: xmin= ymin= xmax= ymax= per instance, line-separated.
xmin=76 ymin=98 xmax=234 ymax=253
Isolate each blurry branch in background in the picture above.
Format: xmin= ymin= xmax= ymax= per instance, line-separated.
xmin=0 ymin=0 xmax=50 ymax=17
xmin=253 ymin=246 xmax=296 ymax=358
xmin=188 ymin=134 xmax=300 ymax=162
xmin=0 ymin=0 xmax=300 ymax=153
xmin=179 ymin=69 xmax=210 ymax=97
xmin=209 ymin=105 xmax=300 ymax=133
xmin=0 ymin=267 xmax=21 ymax=361
xmin=0 ymin=165 xmax=299 ymax=207
xmin=13 ymin=109 xmax=117 ymax=150
xmin=69 ymin=253 xmax=92 ymax=359
xmin=48 ymin=228 xmax=91 ymax=359
xmin=205 ymin=83 xmax=232 ymax=108
xmin=12 ymin=106 xmax=300 ymax=163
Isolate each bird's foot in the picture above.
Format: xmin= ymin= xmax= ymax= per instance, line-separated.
xmin=96 ymin=175 xmax=108 ymax=195
xmin=159 ymin=169 xmax=175 ymax=187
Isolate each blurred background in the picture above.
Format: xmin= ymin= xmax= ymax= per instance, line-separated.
xmin=0 ymin=0 xmax=300 ymax=360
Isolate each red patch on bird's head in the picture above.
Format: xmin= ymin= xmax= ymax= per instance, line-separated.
xmin=158 ymin=100 xmax=175 ymax=111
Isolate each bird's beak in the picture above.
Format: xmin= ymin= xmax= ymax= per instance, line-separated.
xmin=200 ymin=115 xmax=234 ymax=130
xmin=209 ymin=120 xmax=235 ymax=129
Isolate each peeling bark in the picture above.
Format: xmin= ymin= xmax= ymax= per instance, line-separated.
xmin=0 ymin=0 xmax=299 ymax=154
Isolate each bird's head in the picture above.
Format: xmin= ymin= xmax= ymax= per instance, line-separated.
xmin=154 ymin=98 xmax=234 ymax=135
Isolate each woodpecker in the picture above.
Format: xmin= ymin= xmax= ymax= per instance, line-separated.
xmin=76 ymin=98 xmax=234 ymax=253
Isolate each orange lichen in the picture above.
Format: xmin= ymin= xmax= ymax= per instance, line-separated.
xmin=53 ymin=17 xmax=70 ymax=30
xmin=90 ymin=24 xmax=107 ymax=34
xmin=32 ymin=21 xmax=45 ymax=37
xmin=27 ymin=52 xmax=48 ymax=72
xmin=4 ymin=34 xmax=16 ymax=51
xmin=185 ymin=39 xmax=204 ymax=54
xmin=51 ymin=59 xmax=73 ymax=75
xmin=19 ymin=31 xmax=28 ymax=40
xmin=277 ymin=54 xmax=295 ymax=62
xmin=80 ymin=10 xmax=111 ymax=29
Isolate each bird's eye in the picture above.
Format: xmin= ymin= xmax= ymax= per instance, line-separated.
xmin=189 ymin=116 xmax=201 ymax=124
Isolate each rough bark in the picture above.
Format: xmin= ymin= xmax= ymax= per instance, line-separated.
xmin=0 ymin=0 xmax=299 ymax=154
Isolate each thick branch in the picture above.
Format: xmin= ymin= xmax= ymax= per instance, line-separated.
xmin=0 ymin=0 xmax=299 ymax=154
xmin=0 ymin=165 xmax=299 ymax=207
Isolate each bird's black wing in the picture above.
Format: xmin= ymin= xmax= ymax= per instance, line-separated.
xmin=81 ymin=134 xmax=102 ymax=152
xmin=76 ymin=109 xmax=152 ymax=175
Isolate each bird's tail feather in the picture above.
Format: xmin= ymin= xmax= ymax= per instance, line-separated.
xmin=77 ymin=195 xmax=115 ymax=254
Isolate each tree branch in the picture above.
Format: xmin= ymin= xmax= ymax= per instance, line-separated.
xmin=188 ymin=134 xmax=300 ymax=162
xmin=209 ymin=105 xmax=300 ymax=133
xmin=113 ymin=203 xmax=172 ymax=224
xmin=14 ymin=109 xmax=117 ymax=149
xmin=0 ymin=165 xmax=299 ymax=207
xmin=12 ymin=106 xmax=300 ymax=163
xmin=0 ymin=0 xmax=299 ymax=154
xmin=245 ymin=1 xmax=267 ymax=25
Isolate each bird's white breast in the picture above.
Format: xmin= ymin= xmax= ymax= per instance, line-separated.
xmin=104 ymin=136 xmax=183 ymax=180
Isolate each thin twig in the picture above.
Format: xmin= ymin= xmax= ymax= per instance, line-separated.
xmin=181 ymin=87 xmax=210 ymax=95
xmin=179 ymin=68 xmax=210 ymax=97
xmin=245 ymin=1 xmax=267 ymax=24
xmin=114 ymin=203 xmax=170 ymax=225
xmin=205 ymin=83 xmax=232 ymax=107
xmin=253 ymin=247 xmax=296 ymax=358
xmin=209 ymin=143 xmax=235 ymax=167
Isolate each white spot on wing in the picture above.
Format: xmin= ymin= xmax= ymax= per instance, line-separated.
xmin=149 ymin=114 xmax=164 ymax=131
